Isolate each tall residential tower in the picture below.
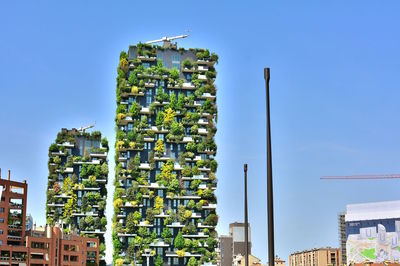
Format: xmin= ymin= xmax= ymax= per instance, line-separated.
xmin=113 ymin=41 xmax=219 ymax=265
xmin=46 ymin=128 xmax=109 ymax=262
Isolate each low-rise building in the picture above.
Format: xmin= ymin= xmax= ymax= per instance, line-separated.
xmin=268 ymin=256 xmax=286 ymax=266
xmin=0 ymin=169 xmax=100 ymax=265
xmin=289 ymin=247 xmax=341 ymax=266
xmin=233 ymin=254 xmax=261 ymax=266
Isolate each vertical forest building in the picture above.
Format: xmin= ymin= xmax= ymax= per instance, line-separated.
xmin=113 ymin=41 xmax=219 ymax=265
xmin=46 ymin=128 xmax=109 ymax=262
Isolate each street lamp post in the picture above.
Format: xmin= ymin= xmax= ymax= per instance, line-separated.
xmin=244 ymin=164 xmax=249 ymax=266
xmin=264 ymin=67 xmax=275 ymax=266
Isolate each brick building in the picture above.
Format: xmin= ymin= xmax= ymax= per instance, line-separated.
xmin=0 ymin=170 xmax=100 ymax=265
xmin=289 ymin=247 xmax=341 ymax=266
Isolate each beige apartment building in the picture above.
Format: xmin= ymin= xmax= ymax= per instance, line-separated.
xmin=289 ymin=247 xmax=341 ymax=266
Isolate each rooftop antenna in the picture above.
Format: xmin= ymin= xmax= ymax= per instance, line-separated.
xmin=77 ymin=122 xmax=95 ymax=133
xmin=146 ymin=34 xmax=189 ymax=48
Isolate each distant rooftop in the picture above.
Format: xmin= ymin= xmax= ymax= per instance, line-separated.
xmin=345 ymin=200 xmax=400 ymax=222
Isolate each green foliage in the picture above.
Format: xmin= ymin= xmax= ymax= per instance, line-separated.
xmin=155 ymin=255 xmax=163 ymax=266
xmin=187 ymin=257 xmax=199 ymax=266
xmin=146 ymin=208 xmax=155 ymax=223
xmin=187 ymin=200 xmax=195 ymax=209
xmin=169 ymin=92 xmax=177 ymax=110
xmin=155 ymin=111 xmax=164 ymax=128
xmin=177 ymin=205 xmax=187 ymax=223
xmin=163 ymin=108 xmax=175 ymax=127
xmin=161 ymin=227 xmax=173 ymax=244
xmin=210 ymin=159 xmax=218 ymax=172
xmin=174 ymin=231 xmax=185 ymax=250
xmin=177 ymin=93 xmax=186 ymax=110
xmin=130 ymin=102 xmax=141 ymax=117
xmin=170 ymin=121 xmax=184 ymax=136
xmin=170 ymin=68 xmax=180 ymax=80
xmin=49 ymin=143 xmax=58 ymax=152
xmin=182 ymin=59 xmax=193 ymax=69
xmin=62 ymin=177 xmax=72 ymax=194
xmin=192 ymin=166 xmax=200 ymax=176
xmin=168 ymin=178 xmax=180 ymax=195
xmin=164 ymin=209 xmax=177 ymax=225
xmin=204 ymin=213 xmax=218 ymax=226
xmin=155 ymin=139 xmax=165 ymax=155
xmin=182 ymin=166 xmax=192 ymax=177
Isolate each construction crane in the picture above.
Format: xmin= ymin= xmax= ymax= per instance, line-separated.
xmin=321 ymin=174 xmax=400 ymax=180
xmin=77 ymin=123 xmax=95 ymax=133
xmin=146 ymin=34 xmax=189 ymax=48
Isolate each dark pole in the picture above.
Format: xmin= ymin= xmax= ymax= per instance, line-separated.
xmin=264 ymin=67 xmax=275 ymax=266
xmin=244 ymin=164 xmax=249 ymax=266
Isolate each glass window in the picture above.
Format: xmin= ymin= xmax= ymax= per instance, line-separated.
xmin=128 ymin=123 xmax=133 ymax=131
xmin=143 ymin=63 xmax=150 ymax=68
xmin=172 ymin=54 xmax=180 ymax=70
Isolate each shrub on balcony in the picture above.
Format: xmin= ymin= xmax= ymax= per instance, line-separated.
xmin=183 ymin=223 xmax=197 ymax=235
xmin=170 ymin=68 xmax=180 ymax=80
xmin=161 ymin=227 xmax=173 ymax=244
xmin=190 ymin=179 xmax=201 ymax=190
xmin=164 ymin=209 xmax=176 ymax=225
xmin=174 ymin=231 xmax=185 ymax=250
xmin=146 ymin=208 xmax=154 ymax=223
xmin=177 ymin=205 xmax=187 ymax=223
xmin=182 ymin=59 xmax=193 ymax=69
xmin=155 ymin=111 xmax=164 ymax=129
xmin=126 ymin=212 xmax=138 ymax=233
xmin=182 ymin=166 xmax=192 ymax=177
xmin=163 ymin=108 xmax=175 ymax=127
xmin=204 ymin=214 xmax=218 ymax=226
xmin=188 ymin=257 xmax=199 ymax=266
xmin=116 ymin=104 xmax=127 ymax=114
xmin=155 ymin=139 xmax=165 ymax=156
xmin=192 ymin=166 xmax=200 ymax=176
xmin=130 ymin=102 xmax=140 ymax=117
xmin=176 ymin=249 xmax=186 ymax=257
xmin=53 ymin=182 xmax=61 ymax=194
xmin=155 ymin=255 xmax=163 ymax=266
xmin=209 ymin=160 xmax=218 ymax=173
xmin=154 ymin=196 xmax=163 ymax=214
xmin=177 ymin=93 xmax=186 ymax=111
xmin=167 ymin=121 xmax=184 ymax=141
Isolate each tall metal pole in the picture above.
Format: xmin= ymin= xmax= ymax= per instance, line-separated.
xmin=264 ymin=67 xmax=275 ymax=266
xmin=244 ymin=164 xmax=249 ymax=266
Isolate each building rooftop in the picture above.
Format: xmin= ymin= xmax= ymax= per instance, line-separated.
xmin=345 ymin=200 xmax=400 ymax=222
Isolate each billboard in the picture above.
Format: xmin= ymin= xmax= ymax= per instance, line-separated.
xmin=347 ymin=221 xmax=400 ymax=263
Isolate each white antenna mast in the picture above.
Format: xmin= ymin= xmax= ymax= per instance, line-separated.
xmin=146 ymin=34 xmax=189 ymax=48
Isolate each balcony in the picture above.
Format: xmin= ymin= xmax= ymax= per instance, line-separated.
xmin=182 ymin=82 xmax=195 ymax=90
xmin=198 ymin=128 xmax=208 ymax=135
xmin=183 ymin=232 xmax=208 ymax=238
xmin=140 ymin=107 xmax=151 ymax=114
xmin=198 ymin=74 xmax=207 ymax=81
xmin=57 ymin=142 xmax=75 ymax=148
xmin=167 ymin=222 xmax=184 ymax=228
xmin=202 ymin=204 xmax=217 ymax=210
xmin=81 ymin=229 xmax=105 ymax=234
xmin=197 ymin=65 xmax=209 ymax=72
xmin=137 ymin=55 xmax=156 ymax=61
xmin=139 ymin=163 xmax=150 ymax=170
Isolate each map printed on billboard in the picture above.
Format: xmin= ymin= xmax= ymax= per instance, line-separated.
xmin=347 ymin=222 xmax=400 ymax=263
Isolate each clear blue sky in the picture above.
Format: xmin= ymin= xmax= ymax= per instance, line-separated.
xmin=1 ymin=0 xmax=400 ymax=264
